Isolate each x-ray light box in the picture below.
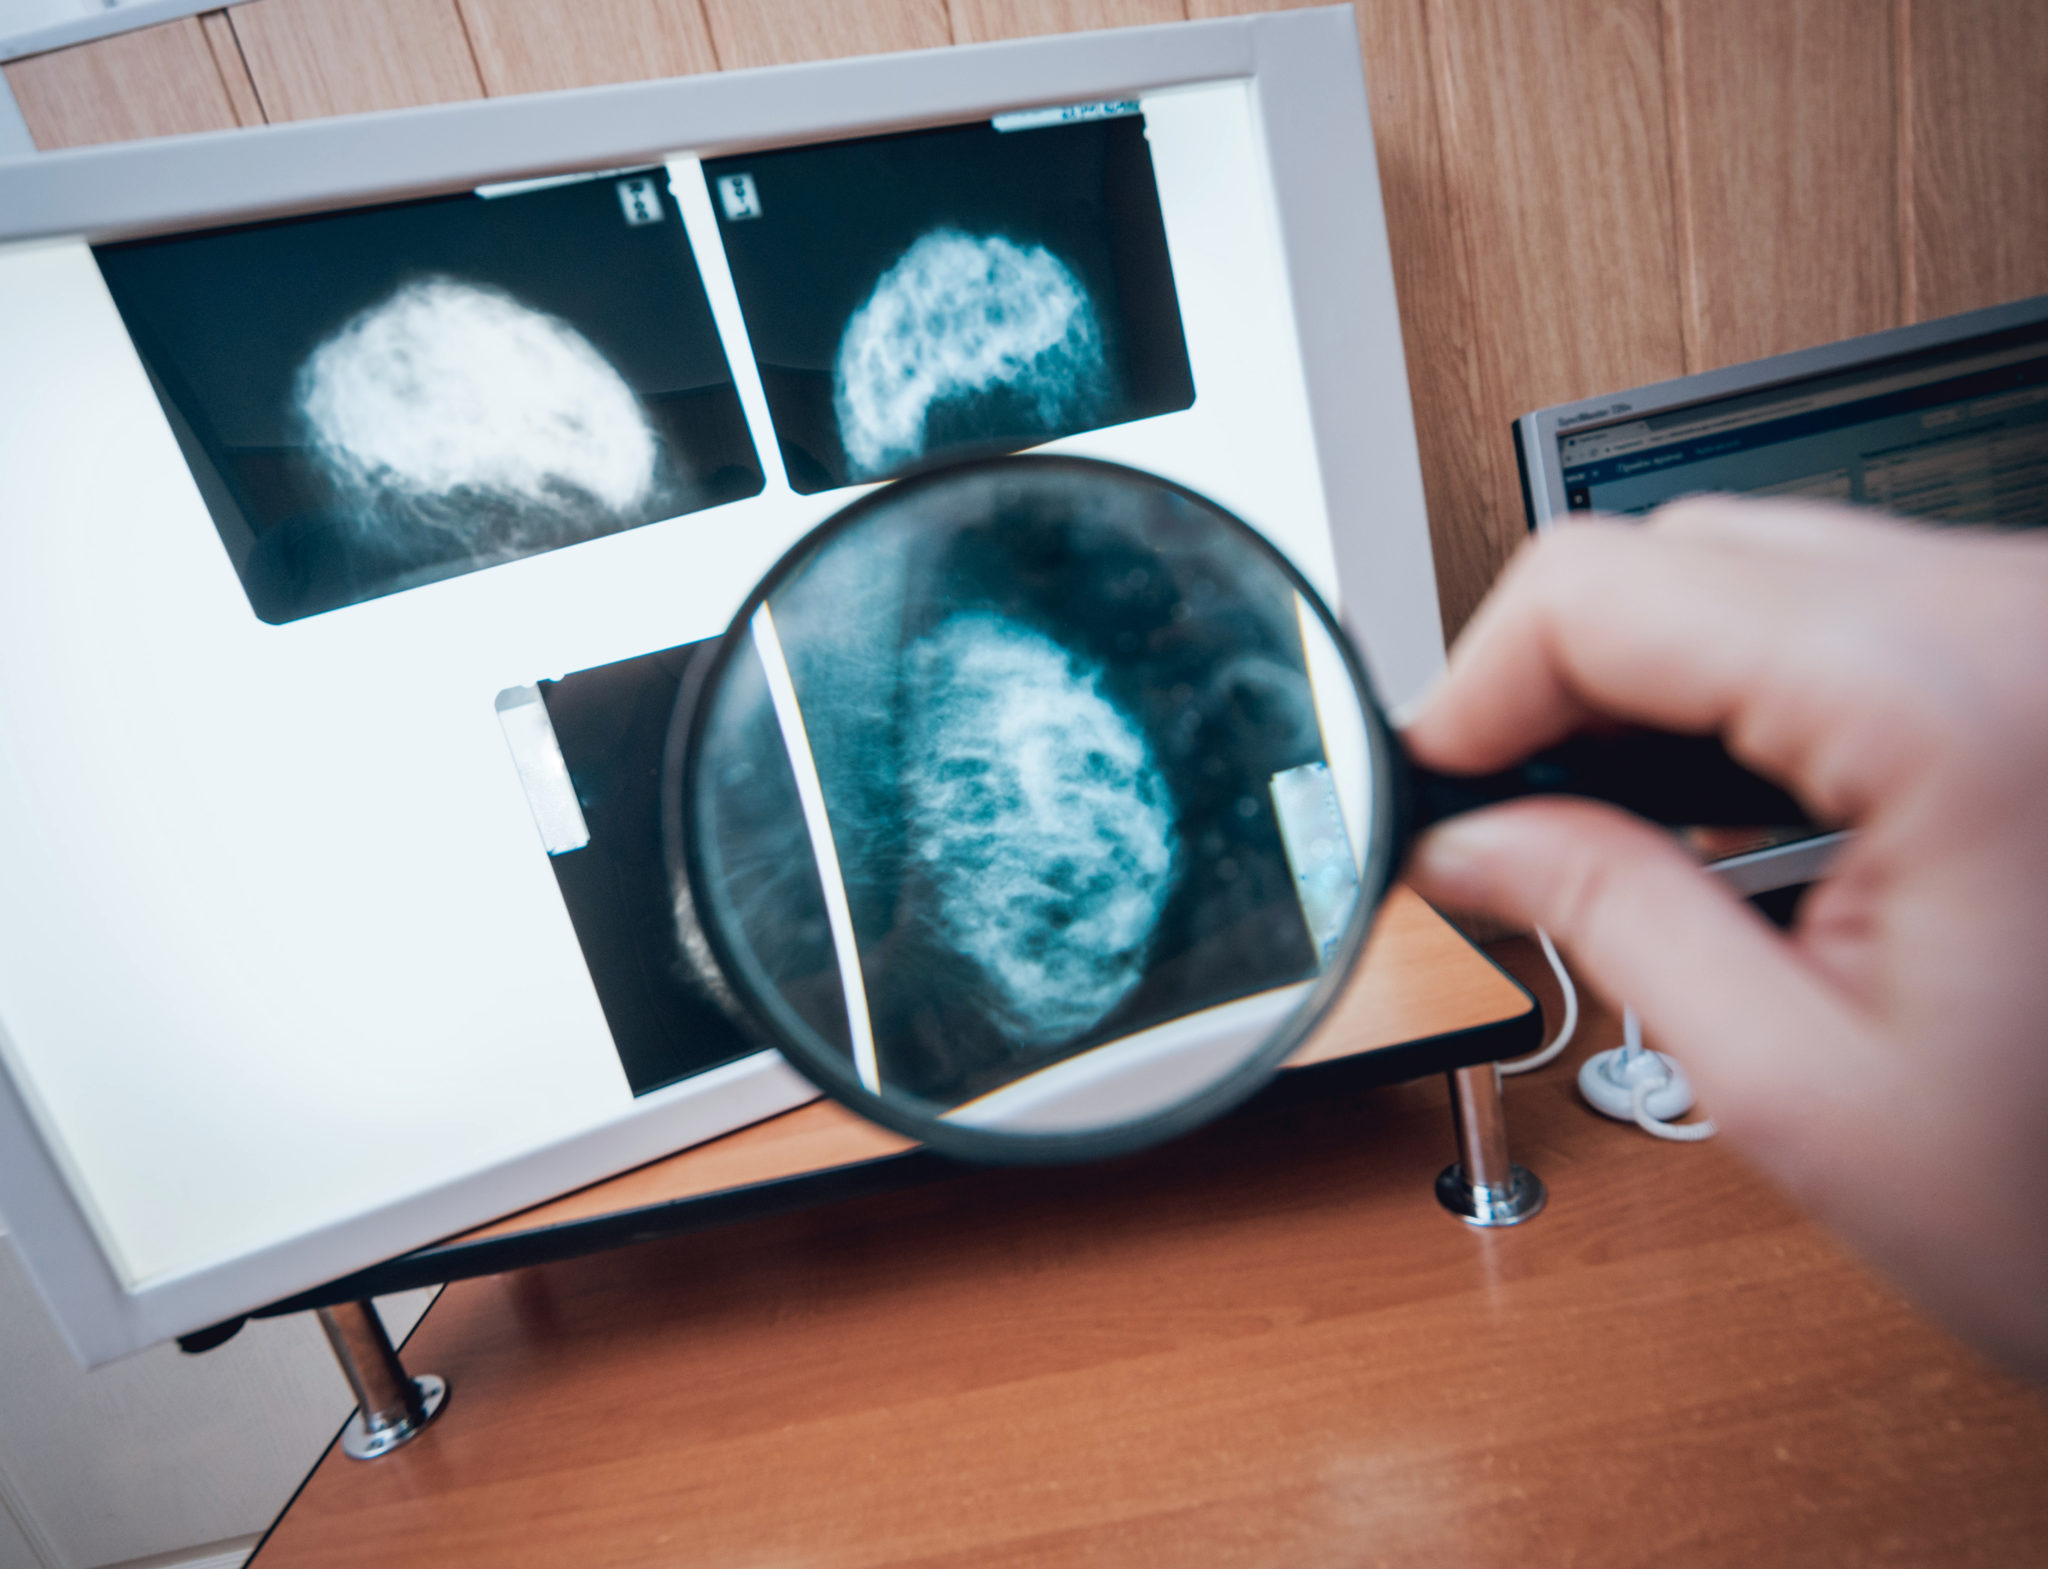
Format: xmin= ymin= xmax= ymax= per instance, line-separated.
xmin=0 ymin=6 xmax=1442 ymax=1363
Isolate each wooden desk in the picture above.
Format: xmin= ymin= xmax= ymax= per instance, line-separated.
xmin=247 ymin=941 xmax=2048 ymax=1566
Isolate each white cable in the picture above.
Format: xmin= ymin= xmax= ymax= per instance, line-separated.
xmin=1509 ymin=935 xmax=1720 ymax=1140
xmin=1615 ymin=1004 xmax=1717 ymax=1140
xmin=1632 ymin=1074 xmax=1717 ymax=1140
xmin=1499 ymin=925 xmax=1577 ymax=1075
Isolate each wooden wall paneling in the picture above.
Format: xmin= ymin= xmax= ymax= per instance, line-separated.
xmin=227 ymin=0 xmax=484 ymax=120
xmin=201 ymin=8 xmax=270 ymax=126
xmin=456 ymin=0 xmax=718 ymax=96
xmin=950 ymin=0 xmax=1187 ymax=45
xmin=1901 ymin=0 xmax=2048 ymax=322
xmin=1192 ymin=0 xmax=1499 ymax=642
xmin=1662 ymin=0 xmax=1899 ymax=372
xmin=1423 ymin=0 xmax=1689 ymax=632
xmin=3 ymin=18 xmax=245 ymax=149
xmin=1346 ymin=0 xmax=1495 ymax=645
xmin=697 ymin=0 xmax=952 ymax=70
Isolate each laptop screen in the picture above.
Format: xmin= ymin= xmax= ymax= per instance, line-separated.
xmin=1556 ymin=318 xmax=2048 ymax=524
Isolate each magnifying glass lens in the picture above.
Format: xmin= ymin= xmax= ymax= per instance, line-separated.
xmin=674 ymin=458 xmax=1395 ymax=1161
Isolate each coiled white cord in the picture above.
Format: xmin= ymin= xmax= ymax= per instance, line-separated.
xmin=1618 ymin=1006 xmax=1717 ymax=1141
xmin=1507 ymin=929 xmax=1716 ymax=1140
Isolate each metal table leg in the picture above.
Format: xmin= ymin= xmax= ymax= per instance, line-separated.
xmin=1436 ymin=1063 xmax=1546 ymax=1227
xmin=317 ymin=1300 xmax=448 ymax=1460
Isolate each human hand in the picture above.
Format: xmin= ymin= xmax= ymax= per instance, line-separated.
xmin=1403 ymin=496 xmax=2048 ymax=1379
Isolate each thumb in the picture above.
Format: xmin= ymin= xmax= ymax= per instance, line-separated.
xmin=1404 ymin=799 xmax=1874 ymax=1153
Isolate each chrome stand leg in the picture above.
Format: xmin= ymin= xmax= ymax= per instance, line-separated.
xmin=1435 ymin=1063 xmax=1546 ymax=1227
xmin=316 ymin=1301 xmax=448 ymax=1460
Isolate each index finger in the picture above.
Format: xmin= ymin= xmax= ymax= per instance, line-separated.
xmin=1400 ymin=498 xmax=1923 ymax=816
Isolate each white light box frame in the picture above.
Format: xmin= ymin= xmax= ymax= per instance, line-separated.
xmin=0 ymin=5 xmax=1441 ymax=1364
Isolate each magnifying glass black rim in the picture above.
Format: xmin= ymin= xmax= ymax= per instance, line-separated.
xmin=668 ymin=452 xmax=1408 ymax=1166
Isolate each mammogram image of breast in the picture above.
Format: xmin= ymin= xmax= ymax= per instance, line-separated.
xmin=295 ymin=276 xmax=662 ymax=555
xmin=832 ymin=230 xmax=1112 ymax=480
xmin=899 ymin=613 xmax=1178 ymax=1047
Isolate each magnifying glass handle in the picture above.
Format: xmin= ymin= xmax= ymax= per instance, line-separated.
xmin=1409 ymin=731 xmax=1812 ymax=832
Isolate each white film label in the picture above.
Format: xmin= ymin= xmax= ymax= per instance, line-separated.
xmin=615 ymin=176 xmax=664 ymax=226
xmin=717 ymin=173 xmax=761 ymax=221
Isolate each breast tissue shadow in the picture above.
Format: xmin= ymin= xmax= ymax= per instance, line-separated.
xmin=898 ymin=612 xmax=1179 ymax=1048
xmin=832 ymin=229 xmax=1113 ymax=481
xmin=294 ymin=275 xmax=666 ymax=559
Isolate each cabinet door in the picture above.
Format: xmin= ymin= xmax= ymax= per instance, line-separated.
xmin=0 ymin=1230 xmax=432 ymax=1569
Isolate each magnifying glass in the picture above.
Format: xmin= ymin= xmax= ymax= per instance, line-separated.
xmin=661 ymin=456 xmax=1805 ymax=1163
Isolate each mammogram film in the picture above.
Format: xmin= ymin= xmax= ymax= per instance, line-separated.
xmin=525 ymin=642 xmax=806 ymax=1097
xmin=705 ymin=113 xmax=1194 ymax=493
xmin=94 ymin=170 xmax=761 ymax=622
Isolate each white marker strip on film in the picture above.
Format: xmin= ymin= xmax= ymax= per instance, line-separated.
xmin=748 ymin=602 xmax=881 ymax=1092
xmin=668 ymin=156 xmax=792 ymax=496
xmin=493 ymin=686 xmax=592 ymax=856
